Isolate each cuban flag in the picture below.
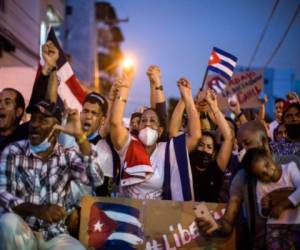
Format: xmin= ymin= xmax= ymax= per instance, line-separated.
xmin=28 ymin=27 xmax=85 ymax=111
xmin=207 ymin=47 xmax=238 ymax=81
xmin=207 ymin=76 xmax=226 ymax=94
xmin=87 ymin=202 xmax=144 ymax=250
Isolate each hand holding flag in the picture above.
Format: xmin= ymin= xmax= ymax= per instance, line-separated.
xmin=200 ymin=47 xmax=238 ymax=93
xmin=28 ymin=27 xmax=86 ymax=112
xmin=41 ymin=41 xmax=59 ymax=75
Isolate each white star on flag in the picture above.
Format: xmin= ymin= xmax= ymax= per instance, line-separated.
xmin=93 ymin=220 xmax=104 ymax=232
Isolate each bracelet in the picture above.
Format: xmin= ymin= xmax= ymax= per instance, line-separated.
xmin=76 ymin=133 xmax=87 ymax=144
xmin=155 ymin=85 xmax=163 ymax=90
xmin=116 ymin=96 xmax=127 ymax=103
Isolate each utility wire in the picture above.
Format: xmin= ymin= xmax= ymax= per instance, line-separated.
xmin=248 ymin=0 xmax=280 ymax=68
xmin=264 ymin=3 xmax=300 ymax=67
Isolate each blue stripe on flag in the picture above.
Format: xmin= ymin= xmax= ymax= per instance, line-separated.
xmin=207 ymin=65 xmax=232 ymax=80
xmin=100 ymin=240 xmax=137 ymax=250
xmin=220 ymin=60 xmax=235 ymax=71
xmin=173 ymin=133 xmax=192 ymax=200
xmin=213 ymin=47 xmax=237 ymax=62
xmin=162 ymin=140 xmax=172 ymax=200
xmin=115 ymin=221 xmax=144 ymax=238
xmin=96 ymin=203 xmax=140 ymax=218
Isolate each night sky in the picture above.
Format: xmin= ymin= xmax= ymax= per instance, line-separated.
xmin=107 ymin=0 xmax=300 ymax=115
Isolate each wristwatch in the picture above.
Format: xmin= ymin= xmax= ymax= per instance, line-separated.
xmin=155 ymin=85 xmax=163 ymax=90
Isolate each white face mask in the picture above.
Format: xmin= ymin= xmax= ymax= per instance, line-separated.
xmin=138 ymin=127 xmax=158 ymax=146
xmin=237 ymin=148 xmax=246 ymax=163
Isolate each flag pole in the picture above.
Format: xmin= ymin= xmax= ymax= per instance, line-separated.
xmin=199 ymin=67 xmax=209 ymax=91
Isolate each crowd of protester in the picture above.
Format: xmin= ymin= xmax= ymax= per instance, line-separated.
xmin=0 ymin=41 xmax=300 ymax=250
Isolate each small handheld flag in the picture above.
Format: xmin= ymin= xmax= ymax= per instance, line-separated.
xmin=208 ymin=47 xmax=237 ymax=80
xmin=200 ymin=47 xmax=238 ymax=93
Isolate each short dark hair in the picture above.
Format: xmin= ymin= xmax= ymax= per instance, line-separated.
xmin=3 ymin=88 xmax=25 ymax=123
xmin=130 ymin=112 xmax=142 ymax=121
xmin=241 ymin=148 xmax=269 ymax=173
xmin=275 ymin=98 xmax=285 ymax=104
xmin=201 ymin=130 xmax=220 ymax=153
xmin=142 ymin=108 xmax=162 ymax=126
xmin=83 ymin=92 xmax=108 ymax=116
xmin=282 ymin=102 xmax=300 ymax=122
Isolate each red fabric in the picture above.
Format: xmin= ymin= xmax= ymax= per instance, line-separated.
xmin=88 ymin=204 xmax=117 ymax=247
xmin=65 ymin=75 xmax=86 ymax=105
xmin=121 ymin=138 xmax=152 ymax=185
xmin=208 ymin=50 xmax=221 ymax=65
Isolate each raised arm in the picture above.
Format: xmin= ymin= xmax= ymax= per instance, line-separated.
xmin=228 ymin=97 xmax=247 ymax=124
xmin=110 ymin=70 xmax=134 ymax=150
xmin=147 ymin=65 xmax=168 ymax=134
xmin=177 ymin=78 xmax=201 ymax=152
xmin=99 ymin=78 xmax=120 ymax=138
xmin=257 ymin=95 xmax=268 ymax=121
xmin=168 ymin=99 xmax=185 ymax=138
xmin=195 ymin=91 xmax=212 ymax=130
xmin=205 ymin=90 xmax=233 ymax=171
xmin=147 ymin=65 xmax=166 ymax=108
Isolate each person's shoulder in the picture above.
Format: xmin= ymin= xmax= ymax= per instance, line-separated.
xmin=1 ymin=139 xmax=29 ymax=155
xmin=282 ymin=161 xmax=299 ymax=172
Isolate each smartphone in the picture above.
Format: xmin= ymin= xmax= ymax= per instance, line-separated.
xmin=227 ymin=94 xmax=238 ymax=107
xmin=194 ymin=202 xmax=219 ymax=234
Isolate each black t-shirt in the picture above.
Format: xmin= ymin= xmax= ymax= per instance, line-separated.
xmin=0 ymin=122 xmax=29 ymax=152
xmin=192 ymin=160 xmax=224 ymax=202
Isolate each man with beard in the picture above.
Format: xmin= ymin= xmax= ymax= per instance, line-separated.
xmin=0 ymin=100 xmax=103 ymax=249
xmin=0 ymin=88 xmax=27 ymax=152
xmin=196 ymin=120 xmax=300 ymax=249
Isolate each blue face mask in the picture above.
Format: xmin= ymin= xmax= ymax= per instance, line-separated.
xmin=30 ymin=138 xmax=51 ymax=154
xmin=87 ymin=131 xmax=99 ymax=141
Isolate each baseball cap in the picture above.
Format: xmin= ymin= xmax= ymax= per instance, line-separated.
xmin=26 ymin=100 xmax=62 ymax=122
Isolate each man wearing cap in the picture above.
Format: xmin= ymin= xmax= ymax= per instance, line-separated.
xmin=0 ymin=100 xmax=103 ymax=249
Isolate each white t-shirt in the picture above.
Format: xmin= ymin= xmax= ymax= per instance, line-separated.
xmin=117 ymin=135 xmax=166 ymax=200
xmin=94 ymin=139 xmax=114 ymax=177
xmin=256 ymin=162 xmax=300 ymax=224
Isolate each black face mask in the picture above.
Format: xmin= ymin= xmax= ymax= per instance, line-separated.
xmin=285 ymin=123 xmax=300 ymax=140
xmin=189 ymin=150 xmax=213 ymax=169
